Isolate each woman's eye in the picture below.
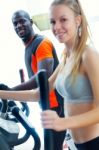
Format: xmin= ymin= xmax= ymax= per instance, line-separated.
xmin=61 ymin=18 xmax=67 ymax=22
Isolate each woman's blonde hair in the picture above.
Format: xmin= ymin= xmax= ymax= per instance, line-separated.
xmin=50 ymin=0 xmax=90 ymax=78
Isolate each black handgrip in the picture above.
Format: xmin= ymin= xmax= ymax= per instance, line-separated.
xmin=19 ymin=69 xmax=25 ymax=83
xmin=37 ymin=69 xmax=50 ymax=110
xmin=37 ymin=69 xmax=54 ymax=150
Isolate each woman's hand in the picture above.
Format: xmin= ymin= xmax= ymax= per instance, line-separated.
xmin=41 ymin=110 xmax=65 ymax=131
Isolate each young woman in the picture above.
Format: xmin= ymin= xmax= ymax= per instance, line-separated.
xmin=0 ymin=0 xmax=99 ymax=149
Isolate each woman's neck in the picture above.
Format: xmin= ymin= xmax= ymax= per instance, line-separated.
xmin=64 ymin=45 xmax=73 ymax=58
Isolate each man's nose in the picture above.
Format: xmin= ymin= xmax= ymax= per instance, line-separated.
xmin=17 ymin=22 xmax=22 ymax=28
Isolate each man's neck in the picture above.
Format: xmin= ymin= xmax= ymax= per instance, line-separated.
xmin=24 ymin=35 xmax=36 ymax=47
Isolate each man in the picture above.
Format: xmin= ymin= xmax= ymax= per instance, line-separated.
xmin=1 ymin=10 xmax=66 ymax=149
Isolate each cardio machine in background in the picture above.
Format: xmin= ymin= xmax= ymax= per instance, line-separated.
xmin=0 ymin=69 xmax=41 ymax=150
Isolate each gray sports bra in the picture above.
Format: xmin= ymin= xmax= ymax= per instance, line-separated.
xmin=55 ymin=73 xmax=93 ymax=103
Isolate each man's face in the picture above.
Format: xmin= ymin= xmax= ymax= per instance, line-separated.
xmin=12 ymin=12 xmax=32 ymax=40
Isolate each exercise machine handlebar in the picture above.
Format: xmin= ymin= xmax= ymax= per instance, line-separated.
xmin=37 ymin=69 xmax=54 ymax=150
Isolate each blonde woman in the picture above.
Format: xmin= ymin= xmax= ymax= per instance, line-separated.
xmin=0 ymin=0 xmax=99 ymax=149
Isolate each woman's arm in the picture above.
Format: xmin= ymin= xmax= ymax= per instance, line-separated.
xmin=41 ymin=48 xmax=99 ymax=131
xmin=48 ymin=63 xmax=61 ymax=90
xmin=0 ymin=88 xmax=40 ymax=102
xmin=41 ymin=105 xmax=99 ymax=131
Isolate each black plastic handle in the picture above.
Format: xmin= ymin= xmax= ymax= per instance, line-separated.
xmin=19 ymin=69 xmax=25 ymax=83
xmin=37 ymin=69 xmax=50 ymax=110
xmin=37 ymin=69 xmax=54 ymax=150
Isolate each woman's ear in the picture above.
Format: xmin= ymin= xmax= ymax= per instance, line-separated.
xmin=76 ymin=15 xmax=82 ymax=27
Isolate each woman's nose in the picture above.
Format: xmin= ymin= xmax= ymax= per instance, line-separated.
xmin=53 ymin=22 xmax=61 ymax=30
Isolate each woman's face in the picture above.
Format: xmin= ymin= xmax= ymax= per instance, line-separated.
xmin=49 ymin=4 xmax=80 ymax=46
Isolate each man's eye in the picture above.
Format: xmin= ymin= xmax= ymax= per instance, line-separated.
xmin=13 ymin=22 xmax=17 ymax=26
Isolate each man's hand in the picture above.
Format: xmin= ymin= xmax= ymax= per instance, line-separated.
xmin=0 ymin=84 xmax=10 ymax=90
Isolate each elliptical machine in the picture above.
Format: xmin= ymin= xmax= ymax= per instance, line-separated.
xmin=0 ymin=69 xmax=41 ymax=150
xmin=0 ymin=98 xmax=41 ymax=150
xmin=0 ymin=70 xmax=56 ymax=150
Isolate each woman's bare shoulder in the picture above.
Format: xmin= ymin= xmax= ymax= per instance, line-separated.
xmin=82 ymin=45 xmax=99 ymax=74
xmin=82 ymin=46 xmax=99 ymax=63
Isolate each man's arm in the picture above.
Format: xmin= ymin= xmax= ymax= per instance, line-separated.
xmin=12 ymin=74 xmax=37 ymax=90
xmin=11 ymin=58 xmax=54 ymax=91
xmin=38 ymin=58 xmax=54 ymax=78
